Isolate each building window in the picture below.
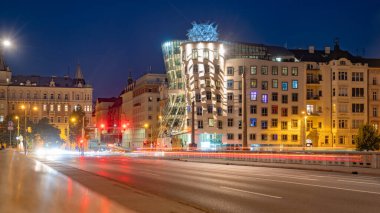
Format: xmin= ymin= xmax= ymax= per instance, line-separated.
xmin=227 ymin=133 xmax=234 ymax=140
xmin=272 ymin=92 xmax=278 ymax=101
xmin=205 ymin=79 xmax=211 ymax=87
xmin=207 ymin=105 xmax=213 ymax=113
xmin=281 ymin=134 xmax=288 ymax=141
xmin=57 ymin=117 xmax=61 ymax=123
xmin=249 ymin=134 xmax=256 ymax=140
xmin=43 ymin=104 xmax=47 ymax=111
xmin=291 ymin=135 xmax=298 ymax=141
xmin=216 ymin=94 xmax=221 ymax=103
xmin=206 ymin=91 xmax=211 ymax=100
xmin=197 ymin=107 xmax=202 ymax=116
xmin=261 ymin=66 xmax=268 ymax=75
xmin=227 ymin=118 xmax=234 ymax=127
xmin=373 ymin=77 xmax=377 ymax=85
xmin=271 ymin=119 xmax=278 ymax=127
xmin=57 ymin=105 xmax=61 ymax=112
xmin=261 ymin=134 xmax=268 ymax=141
xmin=272 ymin=134 xmax=278 ymax=141
xmin=228 ymin=106 xmax=233 ymax=114
xmin=227 ymin=80 xmax=234 ymax=89
xmin=218 ymin=120 xmax=223 ymax=129
xmin=291 ymin=67 xmax=298 ymax=76
xmin=208 ymin=118 xmax=214 ymax=127
xmin=198 ymin=120 xmax=203 ymax=129
xmin=338 ymin=87 xmax=348 ymax=96
xmin=282 ymin=95 xmax=288 ymax=104
xmin=261 ymin=94 xmax=268 ymax=103
xmin=192 ymin=49 xmax=198 ymax=59
xmin=250 ymin=118 xmax=257 ymax=127
xmin=281 ymin=121 xmax=288 ymax=130
xmin=65 ymin=94 xmax=69 ymax=100
xmin=261 ymin=107 xmax=268 ymax=116
xmin=281 ymin=108 xmax=288 ymax=116
xmin=250 ymin=105 xmax=257 ymax=114
xmin=292 ymin=93 xmax=298 ymax=102
xmin=238 ymin=120 xmax=242 ymax=129
xmin=50 ymin=104 xmax=54 ymax=111
xmin=282 ymin=67 xmax=288 ymax=76
xmin=352 ymin=72 xmax=364 ymax=81
xmin=227 ymin=93 xmax=233 ymax=101
xmin=250 ymin=92 xmax=257 ymax=101
xmin=291 ymin=120 xmax=298 ymax=128
xmin=324 ymin=136 xmax=329 ymax=144
xmin=227 ymin=67 xmax=234 ymax=75
xmin=250 ymin=66 xmax=257 ymax=75
xmin=292 ymin=80 xmax=298 ymax=89
xmin=195 ymin=93 xmax=201 ymax=102
xmin=261 ymin=120 xmax=268 ymax=129
xmin=238 ymin=134 xmax=242 ymax=140
xmin=338 ymin=120 xmax=348 ymax=129
xmin=238 ymin=107 xmax=242 ymax=116
xmin=250 ymin=79 xmax=257 ymax=88
xmin=217 ymin=107 xmax=222 ymax=116
xmin=272 ymin=79 xmax=278 ymax=88
xmin=272 ymin=66 xmax=278 ymax=75
xmin=43 ymin=94 xmax=47 ymax=99
xmin=352 ymin=104 xmax=364 ymax=113
xmin=261 ymin=81 xmax=268 ymax=90
xmin=339 ymin=136 xmax=346 ymax=144
xmin=282 ymin=82 xmax=288 ymax=91
xmin=374 ymin=107 xmax=378 ymax=117
xmin=204 ymin=49 xmax=209 ymax=59
xmin=338 ymin=72 xmax=347 ymax=80
xmin=352 ymin=88 xmax=364 ymax=97
xmin=272 ymin=105 xmax=278 ymax=114
xmin=64 ymin=105 xmax=68 ymax=112
xmin=292 ymin=106 xmax=298 ymax=115
xmin=352 ymin=120 xmax=364 ymax=129
xmin=373 ymin=92 xmax=377 ymax=101
xmin=193 ymin=64 xmax=198 ymax=73
xmin=238 ymin=66 xmax=244 ymax=75
xmin=239 ymin=94 xmax=242 ymax=103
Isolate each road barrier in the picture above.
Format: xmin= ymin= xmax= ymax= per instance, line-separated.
xmin=132 ymin=151 xmax=380 ymax=169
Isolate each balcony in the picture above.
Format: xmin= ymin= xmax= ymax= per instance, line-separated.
xmin=306 ymin=79 xmax=320 ymax=84
xmin=306 ymin=95 xmax=320 ymax=100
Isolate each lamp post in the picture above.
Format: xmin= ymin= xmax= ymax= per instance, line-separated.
xmin=144 ymin=123 xmax=152 ymax=149
xmin=301 ymin=111 xmax=308 ymax=150
xmin=15 ymin=116 xmax=20 ymax=137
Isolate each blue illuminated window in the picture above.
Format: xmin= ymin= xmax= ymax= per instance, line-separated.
xmin=292 ymin=80 xmax=298 ymax=89
xmin=261 ymin=94 xmax=268 ymax=103
xmin=250 ymin=118 xmax=257 ymax=127
xmin=282 ymin=82 xmax=288 ymax=91
xmin=227 ymin=80 xmax=234 ymax=89
xmin=250 ymin=91 xmax=257 ymax=101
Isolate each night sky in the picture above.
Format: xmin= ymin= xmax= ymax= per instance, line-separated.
xmin=1 ymin=0 xmax=380 ymax=98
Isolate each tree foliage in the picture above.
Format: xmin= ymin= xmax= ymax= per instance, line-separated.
xmin=355 ymin=124 xmax=380 ymax=151
xmin=32 ymin=118 xmax=62 ymax=145
xmin=69 ymin=106 xmax=87 ymax=143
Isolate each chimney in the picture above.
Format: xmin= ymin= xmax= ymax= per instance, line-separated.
xmin=308 ymin=46 xmax=315 ymax=54
xmin=324 ymin=46 xmax=331 ymax=54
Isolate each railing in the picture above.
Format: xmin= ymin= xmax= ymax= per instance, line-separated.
xmin=133 ymin=151 xmax=380 ymax=169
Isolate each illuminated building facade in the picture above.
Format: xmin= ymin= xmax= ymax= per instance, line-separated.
xmin=160 ymin=24 xmax=380 ymax=150
xmin=0 ymin=59 xmax=93 ymax=142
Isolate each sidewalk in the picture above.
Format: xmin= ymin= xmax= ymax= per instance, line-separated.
xmin=178 ymin=158 xmax=380 ymax=177
xmin=0 ymin=150 xmax=204 ymax=213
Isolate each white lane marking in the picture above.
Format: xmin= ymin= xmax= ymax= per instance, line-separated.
xmin=338 ymin=180 xmax=380 ymax=186
xmin=252 ymin=174 xmax=318 ymax=181
xmin=252 ymin=177 xmax=380 ymax=195
xmin=220 ymin=186 xmax=282 ymax=199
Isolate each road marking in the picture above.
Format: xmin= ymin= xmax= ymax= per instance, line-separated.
xmin=252 ymin=177 xmax=380 ymax=195
xmin=338 ymin=180 xmax=380 ymax=186
xmin=220 ymin=186 xmax=282 ymax=199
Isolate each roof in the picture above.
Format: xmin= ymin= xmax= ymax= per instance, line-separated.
xmin=10 ymin=75 xmax=91 ymax=88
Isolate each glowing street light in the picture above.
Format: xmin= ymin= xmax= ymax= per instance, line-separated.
xmin=2 ymin=39 xmax=11 ymax=48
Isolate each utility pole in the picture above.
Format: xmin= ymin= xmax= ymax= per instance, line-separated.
xmin=191 ymin=101 xmax=195 ymax=149
xmin=242 ymin=67 xmax=248 ymax=150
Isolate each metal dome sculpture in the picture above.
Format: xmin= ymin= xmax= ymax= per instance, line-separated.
xmin=187 ymin=22 xmax=218 ymax=42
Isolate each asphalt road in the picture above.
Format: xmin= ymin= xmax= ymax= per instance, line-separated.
xmin=36 ymin=154 xmax=380 ymax=213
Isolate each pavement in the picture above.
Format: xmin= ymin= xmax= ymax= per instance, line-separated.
xmin=0 ymin=150 xmax=204 ymax=213
xmin=175 ymin=158 xmax=380 ymax=177
xmin=35 ymin=153 xmax=380 ymax=213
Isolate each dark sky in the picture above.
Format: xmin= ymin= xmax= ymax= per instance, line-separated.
xmin=1 ymin=0 xmax=380 ymax=98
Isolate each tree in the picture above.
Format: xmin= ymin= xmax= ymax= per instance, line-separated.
xmin=355 ymin=124 xmax=380 ymax=151
xmin=69 ymin=105 xmax=87 ymax=144
xmin=32 ymin=118 xmax=62 ymax=147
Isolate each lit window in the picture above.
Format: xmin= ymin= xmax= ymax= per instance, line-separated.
xmin=57 ymin=105 xmax=61 ymax=112
xmin=272 ymin=79 xmax=278 ymax=88
xmin=291 ymin=67 xmax=298 ymax=76
xmin=292 ymin=80 xmax=298 ymax=89
xmin=227 ymin=80 xmax=234 ymax=89
xmin=282 ymin=67 xmax=288 ymax=75
xmin=64 ymin=105 xmax=68 ymax=112
xmin=250 ymin=118 xmax=257 ymax=127
xmin=250 ymin=66 xmax=257 ymax=75
xmin=50 ymin=104 xmax=54 ymax=111
xmin=43 ymin=104 xmax=47 ymax=111
xmin=282 ymin=82 xmax=288 ymax=91
xmin=250 ymin=92 xmax=257 ymax=101
xmin=261 ymin=94 xmax=268 ymax=103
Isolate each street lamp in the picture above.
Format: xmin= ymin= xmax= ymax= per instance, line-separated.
xmin=144 ymin=123 xmax=152 ymax=149
xmin=301 ymin=111 xmax=308 ymax=150
xmin=2 ymin=40 xmax=11 ymax=48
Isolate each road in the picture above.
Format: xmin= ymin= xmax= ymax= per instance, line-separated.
xmin=35 ymin=154 xmax=380 ymax=213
